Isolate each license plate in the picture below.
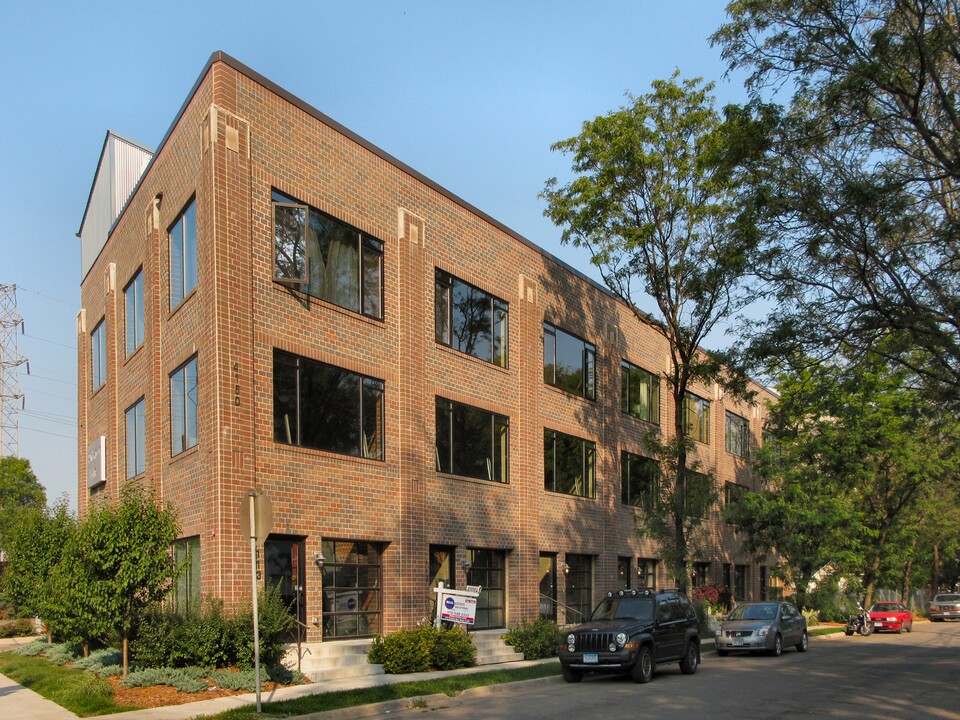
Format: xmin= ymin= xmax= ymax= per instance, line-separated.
xmin=584 ymin=653 xmax=598 ymax=664
xmin=734 ymin=638 xmax=744 ymax=646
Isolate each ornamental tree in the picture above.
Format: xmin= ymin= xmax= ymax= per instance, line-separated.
xmin=542 ymin=73 xmax=765 ymax=589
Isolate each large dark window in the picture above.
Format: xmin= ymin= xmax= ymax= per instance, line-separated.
xmin=170 ymin=356 xmax=198 ymax=456
xmin=273 ymin=349 xmax=384 ymax=460
xmin=169 ymin=198 xmax=197 ymax=310
xmin=621 ymin=451 xmax=659 ymax=508
xmin=435 ymin=270 xmax=508 ymax=367
xmin=321 ymin=540 xmax=382 ymax=638
xmin=272 ymin=190 xmax=383 ymax=319
xmin=125 ymin=397 xmax=145 ymax=479
xmin=565 ymin=554 xmax=593 ymax=623
xmin=91 ymin=319 xmax=106 ymax=391
xmin=621 ymin=361 xmax=659 ymax=423
xmin=725 ymin=411 xmax=750 ymax=458
xmin=465 ymin=548 xmax=506 ymax=629
xmin=682 ymin=392 xmax=711 ymax=444
xmin=435 ymin=397 xmax=508 ymax=482
xmin=544 ymin=429 xmax=595 ymax=498
xmin=543 ymin=323 xmax=595 ymax=399
xmin=172 ymin=536 xmax=201 ymax=617
xmin=124 ymin=270 xmax=144 ymax=356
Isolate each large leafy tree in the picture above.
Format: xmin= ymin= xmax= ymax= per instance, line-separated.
xmin=4 ymin=498 xmax=75 ymax=629
xmin=541 ymin=74 xmax=763 ymax=589
xmin=713 ymin=0 xmax=960 ymax=403
xmin=49 ymin=484 xmax=180 ymax=672
xmin=0 ymin=456 xmax=46 ymax=550
xmin=729 ymin=349 xmax=958 ymax=607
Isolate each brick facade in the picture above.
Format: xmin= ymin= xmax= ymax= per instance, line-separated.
xmin=78 ymin=52 xmax=777 ymax=641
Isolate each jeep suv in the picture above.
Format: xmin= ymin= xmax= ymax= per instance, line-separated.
xmin=558 ymin=588 xmax=701 ymax=683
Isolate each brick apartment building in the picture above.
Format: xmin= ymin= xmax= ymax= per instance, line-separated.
xmin=77 ymin=51 xmax=777 ymax=643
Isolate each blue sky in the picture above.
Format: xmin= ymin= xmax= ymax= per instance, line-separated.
xmin=0 ymin=1 xmax=748 ymax=509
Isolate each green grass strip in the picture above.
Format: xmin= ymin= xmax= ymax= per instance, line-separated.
xmin=209 ymin=662 xmax=560 ymax=719
xmin=0 ymin=651 xmax=137 ymax=716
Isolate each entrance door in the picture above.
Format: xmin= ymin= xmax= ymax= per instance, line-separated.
xmin=539 ymin=554 xmax=557 ymax=621
xmin=264 ymin=535 xmax=306 ymax=642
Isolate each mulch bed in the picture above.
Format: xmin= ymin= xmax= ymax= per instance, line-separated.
xmin=106 ymin=674 xmax=288 ymax=708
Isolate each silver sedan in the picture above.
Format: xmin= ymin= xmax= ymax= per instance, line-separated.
xmin=715 ymin=601 xmax=809 ymax=657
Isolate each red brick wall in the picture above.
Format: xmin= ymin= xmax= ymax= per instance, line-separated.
xmin=79 ymin=56 xmax=778 ymax=640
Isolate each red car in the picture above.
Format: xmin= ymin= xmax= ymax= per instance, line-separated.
xmin=868 ymin=601 xmax=913 ymax=633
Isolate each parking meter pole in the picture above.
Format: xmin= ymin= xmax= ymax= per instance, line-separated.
xmin=248 ymin=494 xmax=262 ymax=713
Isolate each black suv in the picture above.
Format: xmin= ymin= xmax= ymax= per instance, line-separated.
xmin=558 ymin=588 xmax=701 ymax=683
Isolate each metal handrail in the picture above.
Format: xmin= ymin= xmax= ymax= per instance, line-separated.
xmin=540 ymin=593 xmax=585 ymax=624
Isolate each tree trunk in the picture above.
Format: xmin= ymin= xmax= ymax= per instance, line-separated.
xmin=122 ymin=635 xmax=128 ymax=676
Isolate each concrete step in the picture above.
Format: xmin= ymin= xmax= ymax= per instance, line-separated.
xmin=469 ymin=630 xmax=524 ymax=665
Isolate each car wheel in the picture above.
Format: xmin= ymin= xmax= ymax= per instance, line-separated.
xmin=768 ymin=633 xmax=783 ymax=657
xmin=562 ymin=666 xmax=583 ymax=683
xmin=631 ymin=646 xmax=654 ymax=684
xmin=679 ymin=641 xmax=699 ymax=674
xmin=906 ymin=620 xmax=913 ymax=632
xmin=796 ymin=630 xmax=809 ymax=652
xmin=717 ymin=649 xmax=729 ymax=657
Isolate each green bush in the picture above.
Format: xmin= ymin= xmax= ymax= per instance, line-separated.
xmin=801 ymin=608 xmax=820 ymax=627
xmin=58 ymin=670 xmax=114 ymax=707
xmin=267 ymin=663 xmax=307 ymax=685
xmin=691 ymin=599 xmax=713 ymax=637
xmin=231 ymin=584 xmax=296 ymax=669
xmin=210 ymin=668 xmax=258 ymax=692
xmin=121 ymin=667 xmax=209 ymax=693
xmin=12 ymin=639 xmax=48 ymax=656
xmin=501 ymin=618 xmax=563 ymax=660
xmin=368 ymin=624 xmax=475 ymax=674
xmin=0 ymin=618 xmax=37 ymax=638
xmin=431 ymin=626 xmax=476 ymax=669
xmin=73 ymin=648 xmax=122 ymax=671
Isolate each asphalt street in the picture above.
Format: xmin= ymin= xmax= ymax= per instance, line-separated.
xmin=387 ymin=622 xmax=960 ymax=719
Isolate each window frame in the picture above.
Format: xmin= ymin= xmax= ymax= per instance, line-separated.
xmin=124 ymin=269 xmax=144 ymax=356
xmin=169 ymin=197 xmax=197 ymax=311
xmin=620 ymin=450 xmax=659 ymax=508
xmin=273 ymin=349 xmax=385 ymax=461
xmin=544 ymin=428 xmax=596 ymax=499
xmin=637 ymin=558 xmax=658 ymax=589
xmin=543 ymin=322 xmax=596 ymax=400
xmin=91 ymin=318 xmax=106 ymax=391
xmin=434 ymin=269 xmax=508 ymax=367
xmin=621 ymin=360 xmax=659 ymax=424
xmin=125 ymin=397 xmax=145 ymax=479
xmin=725 ymin=411 xmax=750 ymax=458
xmin=170 ymin=355 xmax=198 ymax=456
xmin=271 ymin=190 xmax=384 ymax=320
xmin=682 ymin=392 xmax=711 ymax=444
xmin=435 ymin=397 xmax=509 ymax=483
xmin=172 ymin=536 xmax=201 ymax=617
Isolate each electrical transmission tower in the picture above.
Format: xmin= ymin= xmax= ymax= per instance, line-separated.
xmin=0 ymin=283 xmax=27 ymax=457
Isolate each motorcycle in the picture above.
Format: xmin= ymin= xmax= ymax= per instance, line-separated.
xmin=845 ymin=603 xmax=875 ymax=636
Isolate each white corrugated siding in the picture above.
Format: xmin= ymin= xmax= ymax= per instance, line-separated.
xmin=79 ymin=133 xmax=153 ymax=279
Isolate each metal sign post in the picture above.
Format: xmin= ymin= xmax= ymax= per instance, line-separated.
xmin=240 ymin=490 xmax=273 ymax=713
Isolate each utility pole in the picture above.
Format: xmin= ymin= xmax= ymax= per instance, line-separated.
xmin=0 ymin=284 xmax=27 ymax=457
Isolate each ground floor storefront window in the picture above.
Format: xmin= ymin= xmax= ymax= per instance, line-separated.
xmin=321 ymin=539 xmax=382 ymax=639
xmin=465 ymin=548 xmax=506 ymax=629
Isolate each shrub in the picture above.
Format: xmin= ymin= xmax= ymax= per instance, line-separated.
xmin=58 ymin=670 xmax=114 ymax=707
xmin=267 ymin=663 xmax=307 ymax=685
xmin=431 ymin=626 xmax=476 ymax=670
xmin=73 ymin=648 xmax=122 ymax=671
xmin=13 ymin=639 xmax=49 ymax=656
xmin=368 ymin=627 xmax=433 ymax=674
xmin=231 ymin=585 xmax=296 ymax=669
xmin=96 ymin=664 xmax=123 ymax=677
xmin=121 ymin=667 xmax=209 ymax=693
xmin=210 ymin=668 xmax=258 ymax=692
xmin=369 ymin=624 xmax=475 ymax=673
xmin=801 ymin=608 xmax=819 ymax=627
xmin=501 ymin=618 xmax=563 ymax=660
xmin=45 ymin=642 xmax=81 ymax=666
xmin=0 ymin=618 xmax=37 ymax=638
